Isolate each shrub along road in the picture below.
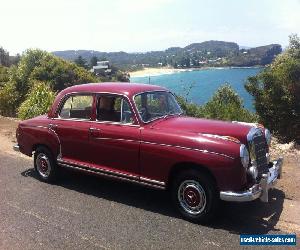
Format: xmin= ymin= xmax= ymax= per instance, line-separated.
xmin=0 ymin=116 xmax=299 ymax=249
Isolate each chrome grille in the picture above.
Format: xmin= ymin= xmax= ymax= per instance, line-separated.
xmin=247 ymin=128 xmax=269 ymax=174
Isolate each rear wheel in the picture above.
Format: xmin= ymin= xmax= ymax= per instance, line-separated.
xmin=34 ymin=146 xmax=58 ymax=183
xmin=171 ymin=169 xmax=219 ymax=223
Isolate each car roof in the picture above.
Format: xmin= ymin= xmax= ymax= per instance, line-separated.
xmin=61 ymin=82 xmax=168 ymax=98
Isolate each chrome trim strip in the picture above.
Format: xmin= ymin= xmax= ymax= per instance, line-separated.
xmin=35 ymin=125 xmax=49 ymax=129
xmin=57 ymin=159 xmax=139 ymax=179
xmin=89 ymin=137 xmax=233 ymax=159
xmin=48 ymin=126 xmax=62 ymax=159
xmin=93 ymin=120 xmax=140 ymax=127
xmin=140 ymin=177 xmax=165 ymax=186
xmin=25 ymin=124 xmax=49 ymax=130
xmin=93 ymin=137 xmax=138 ymax=143
xmin=57 ymin=158 xmax=166 ymax=189
xmin=232 ymin=121 xmax=260 ymax=128
xmin=202 ymin=133 xmax=241 ymax=144
xmin=141 ymin=140 xmax=235 ymax=160
xmin=52 ymin=118 xmax=140 ymax=127
xmin=53 ymin=117 xmax=92 ymax=122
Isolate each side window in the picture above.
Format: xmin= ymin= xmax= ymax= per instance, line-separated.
xmin=97 ymin=95 xmax=134 ymax=124
xmin=60 ymin=95 xmax=93 ymax=119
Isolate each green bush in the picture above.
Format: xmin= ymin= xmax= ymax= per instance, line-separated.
xmin=177 ymin=84 xmax=257 ymax=122
xmin=201 ymin=84 xmax=257 ymax=122
xmin=0 ymin=66 xmax=9 ymax=87
xmin=17 ymin=49 xmax=98 ymax=92
xmin=0 ymin=81 xmax=19 ymax=117
xmin=245 ymin=34 xmax=300 ymax=142
xmin=176 ymin=95 xmax=204 ymax=117
xmin=0 ymin=49 xmax=98 ymax=117
xmin=17 ymin=81 xmax=56 ymax=120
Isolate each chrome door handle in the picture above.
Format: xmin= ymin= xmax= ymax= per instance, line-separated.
xmin=89 ymin=127 xmax=101 ymax=137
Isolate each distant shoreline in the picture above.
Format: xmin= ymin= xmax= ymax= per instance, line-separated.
xmin=129 ymin=66 xmax=264 ymax=78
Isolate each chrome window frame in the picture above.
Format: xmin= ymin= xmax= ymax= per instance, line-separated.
xmin=56 ymin=92 xmax=95 ymax=121
xmin=95 ymin=92 xmax=139 ymax=126
xmin=53 ymin=91 xmax=140 ymax=127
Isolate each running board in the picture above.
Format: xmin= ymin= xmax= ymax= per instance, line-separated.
xmin=57 ymin=159 xmax=166 ymax=190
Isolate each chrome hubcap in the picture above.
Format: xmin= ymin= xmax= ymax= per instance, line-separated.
xmin=36 ymin=153 xmax=51 ymax=178
xmin=178 ymin=180 xmax=206 ymax=215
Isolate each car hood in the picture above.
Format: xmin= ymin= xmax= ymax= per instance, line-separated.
xmin=150 ymin=116 xmax=253 ymax=144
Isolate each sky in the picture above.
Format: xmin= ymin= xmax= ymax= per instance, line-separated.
xmin=1 ymin=0 xmax=300 ymax=55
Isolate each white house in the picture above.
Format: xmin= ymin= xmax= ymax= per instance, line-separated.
xmin=91 ymin=61 xmax=112 ymax=75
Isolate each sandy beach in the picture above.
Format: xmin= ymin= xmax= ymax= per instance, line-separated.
xmin=129 ymin=66 xmax=262 ymax=78
xmin=129 ymin=67 xmax=190 ymax=77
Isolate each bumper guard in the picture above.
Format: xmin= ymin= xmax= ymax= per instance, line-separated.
xmin=13 ymin=144 xmax=20 ymax=152
xmin=220 ymin=157 xmax=283 ymax=202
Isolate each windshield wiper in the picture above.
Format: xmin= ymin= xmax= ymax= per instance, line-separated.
xmin=162 ymin=112 xmax=182 ymax=119
xmin=146 ymin=112 xmax=182 ymax=124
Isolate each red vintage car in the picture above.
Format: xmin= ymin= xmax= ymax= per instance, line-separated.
xmin=14 ymin=82 xmax=283 ymax=223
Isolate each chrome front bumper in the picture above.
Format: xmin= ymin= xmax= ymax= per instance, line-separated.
xmin=13 ymin=144 xmax=20 ymax=152
xmin=220 ymin=157 xmax=283 ymax=202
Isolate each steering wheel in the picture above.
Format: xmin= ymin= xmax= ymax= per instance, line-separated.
xmin=140 ymin=107 xmax=149 ymax=121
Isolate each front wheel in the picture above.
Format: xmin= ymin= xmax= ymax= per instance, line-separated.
xmin=171 ymin=170 xmax=219 ymax=223
xmin=34 ymin=146 xmax=58 ymax=183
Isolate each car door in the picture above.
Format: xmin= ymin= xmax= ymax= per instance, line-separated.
xmin=88 ymin=94 xmax=141 ymax=176
xmin=51 ymin=93 xmax=95 ymax=164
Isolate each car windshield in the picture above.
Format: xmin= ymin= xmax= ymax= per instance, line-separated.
xmin=134 ymin=91 xmax=182 ymax=123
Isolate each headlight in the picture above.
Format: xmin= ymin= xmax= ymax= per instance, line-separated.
xmin=264 ymin=128 xmax=272 ymax=146
xmin=240 ymin=144 xmax=250 ymax=168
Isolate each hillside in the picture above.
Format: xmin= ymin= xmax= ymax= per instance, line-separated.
xmin=53 ymin=40 xmax=282 ymax=70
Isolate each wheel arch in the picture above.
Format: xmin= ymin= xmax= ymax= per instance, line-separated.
xmin=167 ymin=162 xmax=218 ymax=191
xmin=32 ymin=143 xmax=57 ymax=160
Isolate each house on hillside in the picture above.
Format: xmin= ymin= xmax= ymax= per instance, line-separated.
xmin=91 ymin=61 xmax=112 ymax=75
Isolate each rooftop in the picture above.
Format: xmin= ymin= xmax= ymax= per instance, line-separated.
xmin=60 ymin=82 xmax=167 ymax=98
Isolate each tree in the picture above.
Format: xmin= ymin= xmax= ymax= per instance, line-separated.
xmin=201 ymin=84 xmax=257 ymax=122
xmin=245 ymin=34 xmax=300 ymax=142
xmin=17 ymin=81 xmax=56 ymax=120
xmin=0 ymin=49 xmax=98 ymax=117
xmin=10 ymin=53 xmax=21 ymax=65
xmin=177 ymin=84 xmax=257 ymax=122
xmin=0 ymin=81 xmax=19 ymax=116
xmin=90 ymin=56 xmax=98 ymax=68
xmin=74 ymin=55 xmax=88 ymax=69
xmin=0 ymin=47 xmax=10 ymax=67
xmin=0 ymin=66 xmax=9 ymax=87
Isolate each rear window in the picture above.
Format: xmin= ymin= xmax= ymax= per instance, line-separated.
xmin=59 ymin=95 xmax=93 ymax=119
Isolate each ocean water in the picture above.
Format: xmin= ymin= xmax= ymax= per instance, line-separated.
xmin=130 ymin=67 xmax=263 ymax=111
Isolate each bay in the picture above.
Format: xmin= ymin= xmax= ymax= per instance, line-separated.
xmin=130 ymin=67 xmax=263 ymax=111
